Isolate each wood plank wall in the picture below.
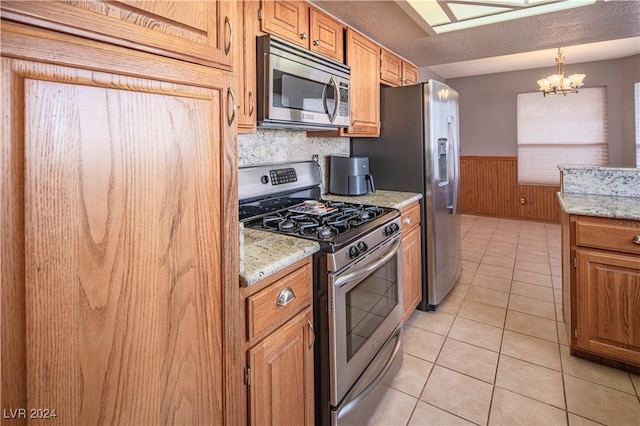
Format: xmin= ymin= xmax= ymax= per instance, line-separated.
xmin=460 ymin=156 xmax=561 ymax=223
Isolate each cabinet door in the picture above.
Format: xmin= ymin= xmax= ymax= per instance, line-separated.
xmin=1 ymin=0 xmax=233 ymax=69
xmin=261 ymin=0 xmax=309 ymax=48
xmin=248 ymin=308 xmax=315 ymax=426
xmin=1 ymin=23 xmax=239 ymax=425
xmin=576 ymin=250 xmax=640 ymax=366
xmin=236 ymin=0 xmax=263 ymax=133
xmin=309 ymin=8 xmax=344 ymax=63
xmin=381 ymin=49 xmax=402 ymax=87
xmin=346 ymin=28 xmax=380 ymax=137
xmin=402 ymin=62 xmax=418 ymax=86
xmin=402 ymin=226 xmax=423 ymax=322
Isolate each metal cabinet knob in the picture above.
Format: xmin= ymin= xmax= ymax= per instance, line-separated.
xmin=313 ymin=40 xmax=321 ymax=46
xmin=276 ymin=286 xmax=296 ymax=306
xmin=404 ymin=217 xmax=412 ymax=225
xmin=300 ymin=32 xmax=308 ymax=40
xmin=633 ymin=235 xmax=640 ymax=245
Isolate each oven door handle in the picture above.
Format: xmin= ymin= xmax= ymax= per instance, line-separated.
xmin=334 ymin=236 xmax=401 ymax=288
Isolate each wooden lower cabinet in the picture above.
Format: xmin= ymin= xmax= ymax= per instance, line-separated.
xmin=564 ymin=214 xmax=640 ymax=369
xmin=401 ymin=201 xmax=423 ymax=322
xmin=576 ymin=249 xmax=640 ymax=365
xmin=248 ymin=307 xmax=314 ymax=425
xmin=1 ymin=22 xmax=240 ymax=425
xmin=243 ymin=258 xmax=315 ymax=425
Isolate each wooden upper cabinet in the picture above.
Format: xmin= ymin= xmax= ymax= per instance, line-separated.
xmin=309 ymin=8 xmax=344 ymax=63
xmin=403 ymin=61 xmax=418 ymax=85
xmin=0 ymin=0 xmax=234 ymax=69
xmin=381 ymin=49 xmax=403 ymax=86
xmin=381 ymin=48 xmax=418 ymax=86
xmin=346 ymin=28 xmax=380 ymax=136
xmin=235 ymin=0 xmax=264 ymax=134
xmin=260 ymin=0 xmax=344 ymax=62
xmin=261 ymin=0 xmax=309 ymax=48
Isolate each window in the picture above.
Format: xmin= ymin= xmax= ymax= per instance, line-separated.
xmin=517 ymin=87 xmax=608 ymax=186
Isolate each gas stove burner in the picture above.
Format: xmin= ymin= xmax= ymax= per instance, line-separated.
xmin=360 ymin=211 xmax=371 ymax=220
xmin=279 ymin=219 xmax=295 ymax=231
xmin=318 ymin=226 xmax=337 ymax=239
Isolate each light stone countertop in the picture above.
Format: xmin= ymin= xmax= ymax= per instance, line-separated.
xmin=239 ymin=229 xmax=320 ymax=287
xmin=557 ymin=165 xmax=640 ymax=221
xmin=239 ymin=190 xmax=422 ymax=287
xmin=556 ymin=192 xmax=640 ymax=221
xmin=322 ymin=190 xmax=422 ymax=210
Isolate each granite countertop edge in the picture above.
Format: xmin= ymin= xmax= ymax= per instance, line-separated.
xmin=239 ymin=190 xmax=422 ymax=287
xmin=556 ymin=192 xmax=640 ymax=221
xmin=321 ymin=190 xmax=423 ymax=209
xmin=240 ymin=228 xmax=320 ymax=287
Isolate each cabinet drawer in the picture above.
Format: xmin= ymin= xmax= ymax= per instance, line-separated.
xmin=576 ymin=218 xmax=640 ymax=255
xmin=401 ymin=202 xmax=421 ymax=233
xmin=247 ymin=262 xmax=312 ymax=341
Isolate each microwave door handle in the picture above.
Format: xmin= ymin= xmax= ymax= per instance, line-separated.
xmin=326 ymin=75 xmax=340 ymax=123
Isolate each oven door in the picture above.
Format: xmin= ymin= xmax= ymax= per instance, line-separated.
xmin=329 ymin=234 xmax=403 ymax=406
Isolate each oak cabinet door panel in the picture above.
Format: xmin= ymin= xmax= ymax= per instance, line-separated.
xmin=1 ymin=0 xmax=233 ymax=68
xmin=2 ymin=34 xmax=236 ymax=423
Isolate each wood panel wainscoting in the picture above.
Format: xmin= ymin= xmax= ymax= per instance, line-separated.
xmin=460 ymin=156 xmax=561 ymax=223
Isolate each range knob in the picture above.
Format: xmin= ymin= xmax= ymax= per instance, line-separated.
xmin=390 ymin=223 xmax=400 ymax=233
xmin=348 ymin=246 xmax=360 ymax=258
xmin=357 ymin=241 xmax=368 ymax=253
xmin=260 ymin=175 xmax=269 ymax=184
xmin=384 ymin=225 xmax=394 ymax=236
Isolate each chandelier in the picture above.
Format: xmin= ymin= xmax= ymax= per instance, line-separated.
xmin=536 ymin=47 xmax=586 ymax=96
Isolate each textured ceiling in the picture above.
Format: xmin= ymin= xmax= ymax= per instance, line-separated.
xmin=310 ymin=0 xmax=640 ymax=69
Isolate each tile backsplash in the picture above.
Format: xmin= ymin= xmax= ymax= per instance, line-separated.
xmin=238 ymin=129 xmax=350 ymax=192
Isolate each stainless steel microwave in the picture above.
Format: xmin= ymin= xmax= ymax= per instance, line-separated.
xmin=256 ymin=35 xmax=350 ymax=131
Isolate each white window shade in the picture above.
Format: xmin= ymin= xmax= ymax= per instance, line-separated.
xmin=517 ymin=87 xmax=608 ymax=185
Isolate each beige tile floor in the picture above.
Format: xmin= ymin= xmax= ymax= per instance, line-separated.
xmin=367 ymin=214 xmax=640 ymax=426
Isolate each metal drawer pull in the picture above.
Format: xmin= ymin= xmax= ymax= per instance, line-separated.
xmin=308 ymin=321 xmax=315 ymax=348
xmin=633 ymin=235 xmax=640 ymax=245
xmin=276 ymin=286 xmax=296 ymax=306
xmin=404 ymin=217 xmax=412 ymax=225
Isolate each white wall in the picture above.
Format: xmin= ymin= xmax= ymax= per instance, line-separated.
xmin=444 ymin=55 xmax=640 ymax=166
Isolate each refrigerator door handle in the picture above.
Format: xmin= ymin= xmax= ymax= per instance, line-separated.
xmin=448 ymin=115 xmax=459 ymax=214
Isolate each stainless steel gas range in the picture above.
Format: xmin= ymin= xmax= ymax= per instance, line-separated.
xmin=239 ymin=161 xmax=404 ymax=426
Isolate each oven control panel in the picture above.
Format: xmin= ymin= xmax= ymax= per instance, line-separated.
xmin=269 ymin=167 xmax=297 ymax=185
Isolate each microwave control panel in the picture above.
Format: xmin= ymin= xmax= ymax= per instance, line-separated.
xmin=269 ymin=168 xmax=297 ymax=185
xmin=339 ymin=85 xmax=349 ymax=117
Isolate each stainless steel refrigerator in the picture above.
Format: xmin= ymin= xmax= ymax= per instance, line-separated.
xmin=351 ymin=79 xmax=461 ymax=310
